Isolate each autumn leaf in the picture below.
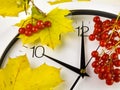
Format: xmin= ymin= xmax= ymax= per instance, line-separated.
xmin=48 ymin=0 xmax=90 ymax=5
xmin=48 ymin=0 xmax=72 ymax=5
xmin=0 ymin=0 xmax=29 ymax=17
xmin=0 ymin=55 xmax=63 ymax=90
xmin=16 ymin=7 xmax=74 ymax=49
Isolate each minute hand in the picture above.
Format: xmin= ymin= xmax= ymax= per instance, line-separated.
xmin=80 ymin=21 xmax=89 ymax=78
xmin=70 ymin=22 xmax=89 ymax=90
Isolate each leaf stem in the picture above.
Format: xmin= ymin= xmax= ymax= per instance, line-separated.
xmin=30 ymin=0 xmax=46 ymax=17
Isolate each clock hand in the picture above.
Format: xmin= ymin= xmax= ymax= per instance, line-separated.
xmin=70 ymin=75 xmax=81 ymax=90
xmin=70 ymin=46 xmax=100 ymax=90
xmin=85 ymin=45 xmax=100 ymax=68
xmin=43 ymin=54 xmax=81 ymax=74
xmin=70 ymin=22 xmax=90 ymax=90
xmin=80 ymin=21 xmax=89 ymax=78
xmin=38 ymin=46 xmax=81 ymax=74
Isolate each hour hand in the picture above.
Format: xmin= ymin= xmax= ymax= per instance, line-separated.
xmin=80 ymin=21 xmax=89 ymax=78
xmin=43 ymin=54 xmax=80 ymax=74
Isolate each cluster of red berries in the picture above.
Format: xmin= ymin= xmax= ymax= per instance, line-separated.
xmin=89 ymin=16 xmax=120 ymax=85
xmin=91 ymin=50 xmax=120 ymax=85
xmin=18 ymin=20 xmax=52 ymax=36
xmin=89 ymin=16 xmax=120 ymax=49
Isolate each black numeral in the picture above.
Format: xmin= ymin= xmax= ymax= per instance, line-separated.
xmin=30 ymin=46 xmax=44 ymax=58
xmin=76 ymin=26 xmax=89 ymax=36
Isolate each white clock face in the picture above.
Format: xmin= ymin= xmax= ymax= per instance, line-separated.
xmin=0 ymin=10 xmax=120 ymax=90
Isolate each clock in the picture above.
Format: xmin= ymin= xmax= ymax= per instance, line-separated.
xmin=0 ymin=9 xmax=120 ymax=90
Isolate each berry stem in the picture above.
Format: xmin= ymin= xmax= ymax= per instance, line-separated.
xmin=115 ymin=12 xmax=120 ymax=22
xmin=90 ymin=15 xmax=120 ymax=85
xmin=20 ymin=18 xmax=35 ymax=27
xmin=112 ymin=40 xmax=120 ymax=50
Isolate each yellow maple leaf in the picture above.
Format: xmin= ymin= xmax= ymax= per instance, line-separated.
xmin=48 ymin=0 xmax=72 ymax=5
xmin=48 ymin=0 xmax=90 ymax=5
xmin=0 ymin=55 xmax=63 ymax=90
xmin=16 ymin=8 xmax=74 ymax=49
xmin=0 ymin=0 xmax=29 ymax=17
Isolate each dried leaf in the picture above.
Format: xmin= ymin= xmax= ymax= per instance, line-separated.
xmin=0 ymin=55 xmax=63 ymax=90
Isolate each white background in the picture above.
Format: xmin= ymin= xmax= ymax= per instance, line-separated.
xmin=0 ymin=0 xmax=120 ymax=90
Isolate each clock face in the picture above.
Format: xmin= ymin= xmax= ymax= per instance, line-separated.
xmin=0 ymin=10 xmax=120 ymax=90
